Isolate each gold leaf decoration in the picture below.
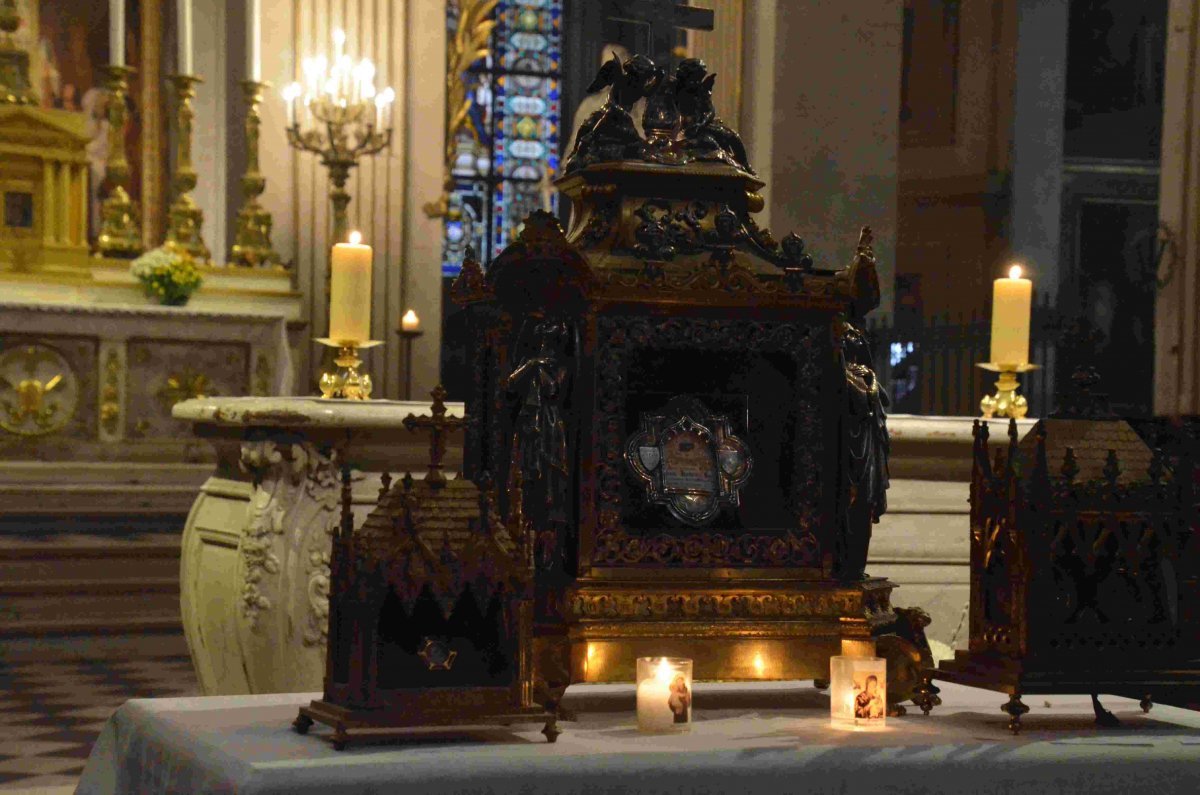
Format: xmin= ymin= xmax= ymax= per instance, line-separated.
xmin=423 ymin=0 xmax=500 ymax=218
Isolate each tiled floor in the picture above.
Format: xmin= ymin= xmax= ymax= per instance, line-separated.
xmin=0 ymin=655 xmax=199 ymax=791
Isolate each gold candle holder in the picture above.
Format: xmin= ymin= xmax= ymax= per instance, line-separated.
xmin=316 ymin=338 xmax=381 ymax=400
xmin=163 ymin=74 xmax=210 ymax=262
xmin=0 ymin=0 xmax=35 ymax=105
xmin=95 ymin=64 xmax=144 ymax=259
xmin=978 ymin=362 xmax=1040 ymax=419
xmin=230 ymin=80 xmax=282 ymax=267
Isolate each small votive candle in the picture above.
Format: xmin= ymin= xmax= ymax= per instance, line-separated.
xmin=830 ymin=639 xmax=886 ymax=730
xmin=401 ymin=309 xmax=420 ymax=333
xmin=636 ymin=657 xmax=692 ymax=733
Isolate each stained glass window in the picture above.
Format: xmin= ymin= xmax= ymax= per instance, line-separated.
xmin=442 ymin=0 xmax=562 ymax=276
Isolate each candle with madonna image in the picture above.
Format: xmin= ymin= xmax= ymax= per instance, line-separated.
xmin=830 ymin=639 xmax=887 ymax=730
xmin=636 ymin=657 xmax=693 ymax=733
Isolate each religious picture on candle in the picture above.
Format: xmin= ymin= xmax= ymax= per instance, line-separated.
xmin=853 ymin=673 xmax=885 ymax=720
xmin=668 ymin=673 xmax=691 ymax=723
xmin=636 ymin=657 xmax=693 ymax=733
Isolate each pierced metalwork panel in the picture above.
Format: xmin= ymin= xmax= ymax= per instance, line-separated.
xmin=592 ymin=315 xmax=829 ymax=568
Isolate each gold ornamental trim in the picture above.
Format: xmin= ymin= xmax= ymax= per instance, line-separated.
xmin=0 ymin=343 xmax=77 ymax=436
xmin=423 ymin=0 xmax=499 ymax=218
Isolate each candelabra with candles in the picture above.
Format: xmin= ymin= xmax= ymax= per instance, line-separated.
xmin=283 ymin=30 xmax=395 ymax=254
xmin=163 ymin=73 xmax=211 ymax=262
xmin=95 ymin=64 xmax=144 ymax=259
xmin=230 ymin=79 xmax=282 ymax=267
xmin=0 ymin=0 xmax=35 ymax=105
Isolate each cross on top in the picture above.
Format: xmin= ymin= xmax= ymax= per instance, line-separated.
xmin=602 ymin=0 xmax=714 ymax=65
xmin=403 ymin=384 xmax=466 ymax=488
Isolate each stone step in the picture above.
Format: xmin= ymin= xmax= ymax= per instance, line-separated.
xmin=0 ymin=534 xmax=182 ymax=637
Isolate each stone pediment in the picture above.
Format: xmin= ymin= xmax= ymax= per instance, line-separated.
xmin=0 ymin=106 xmax=89 ymax=154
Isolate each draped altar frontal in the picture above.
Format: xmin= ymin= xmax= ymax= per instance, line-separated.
xmin=76 ymin=681 xmax=1200 ymax=795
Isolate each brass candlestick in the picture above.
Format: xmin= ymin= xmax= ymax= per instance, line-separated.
xmin=978 ymin=362 xmax=1040 ymax=419
xmin=230 ymin=80 xmax=282 ymax=267
xmin=0 ymin=0 xmax=35 ymax=105
xmin=316 ymin=338 xmax=382 ymax=400
xmin=95 ymin=64 xmax=144 ymax=259
xmin=164 ymin=74 xmax=210 ymax=262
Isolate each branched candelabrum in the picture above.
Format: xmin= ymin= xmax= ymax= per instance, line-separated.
xmin=283 ymin=30 xmax=395 ymax=265
xmin=284 ymin=98 xmax=392 ymax=246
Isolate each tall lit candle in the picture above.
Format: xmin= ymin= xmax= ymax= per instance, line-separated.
xmin=329 ymin=231 xmax=373 ymax=343
xmin=177 ymin=0 xmax=193 ymax=74
xmin=246 ymin=0 xmax=262 ymax=81
xmin=989 ymin=265 xmax=1032 ymax=366
xmin=109 ymin=0 xmax=125 ymax=66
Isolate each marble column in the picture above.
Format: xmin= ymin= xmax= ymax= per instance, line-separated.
xmin=1007 ymin=0 xmax=1069 ymax=304
xmin=1155 ymin=0 xmax=1200 ymax=416
xmin=766 ymin=1 xmax=903 ymax=319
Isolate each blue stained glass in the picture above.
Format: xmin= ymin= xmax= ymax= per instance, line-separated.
xmin=442 ymin=0 xmax=562 ymax=277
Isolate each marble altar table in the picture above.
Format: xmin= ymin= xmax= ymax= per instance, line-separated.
xmin=172 ymin=396 xmax=464 ymax=697
xmin=76 ymin=681 xmax=1200 ymax=795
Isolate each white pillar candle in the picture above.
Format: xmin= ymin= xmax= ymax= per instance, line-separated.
xmin=989 ymin=264 xmax=1033 ymax=366
xmin=177 ymin=0 xmax=193 ymax=74
xmin=329 ymin=231 xmax=373 ymax=344
xmin=282 ymin=83 xmax=300 ymax=126
xmin=401 ymin=309 xmax=420 ymax=333
xmin=636 ymin=657 xmax=692 ymax=733
xmin=109 ymin=0 xmax=125 ymax=66
xmin=246 ymin=0 xmax=262 ymax=81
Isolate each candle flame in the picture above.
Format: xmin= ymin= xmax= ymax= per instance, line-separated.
xmin=348 ymin=231 xmax=363 ymax=245
xmin=1008 ymin=264 xmax=1023 ymax=280
xmin=655 ymin=657 xmax=673 ymax=683
xmin=753 ymin=653 xmax=766 ymax=676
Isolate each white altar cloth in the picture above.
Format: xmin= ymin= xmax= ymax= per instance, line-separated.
xmin=75 ymin=681 xmax=1200 ymax=795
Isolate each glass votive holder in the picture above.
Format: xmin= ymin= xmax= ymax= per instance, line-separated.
xmin=636 ymin=657 xmax=693 ymax=733
xmin=830 ymin=643 xmax=887 ymax=730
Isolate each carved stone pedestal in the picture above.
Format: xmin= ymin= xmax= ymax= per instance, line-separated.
xmin=173 ymin=396 xmax=463 ymax=695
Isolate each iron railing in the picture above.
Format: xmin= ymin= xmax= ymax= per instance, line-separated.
xmin=867 ymin=294 xmax=1062 ymax=417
